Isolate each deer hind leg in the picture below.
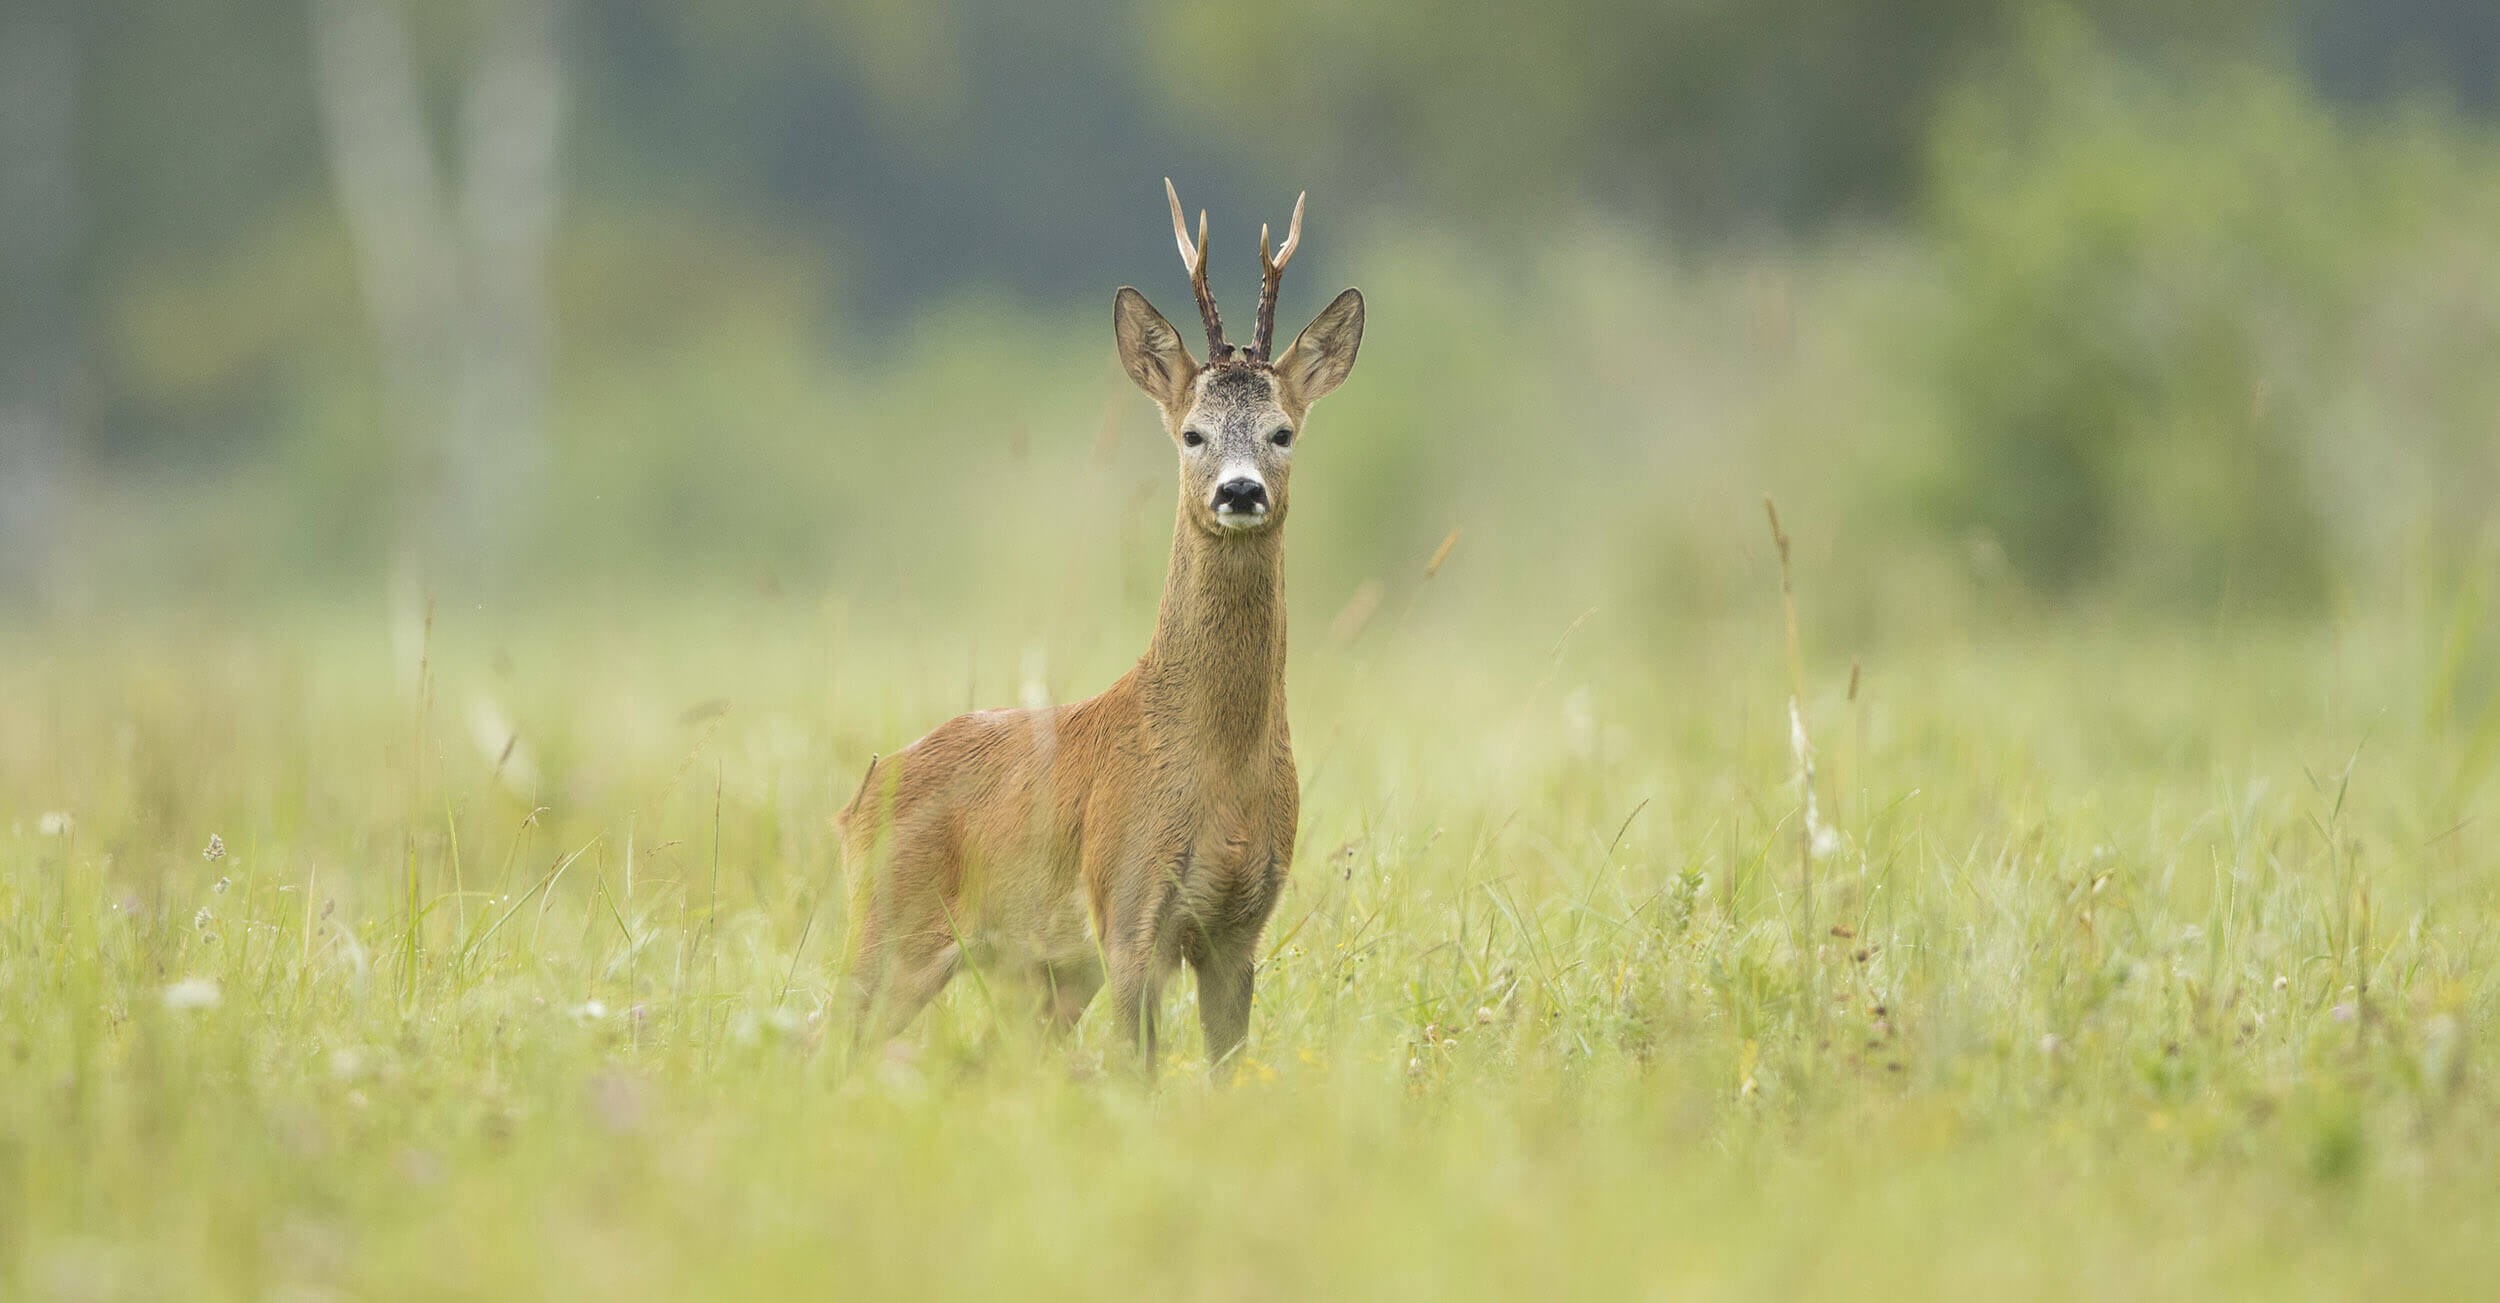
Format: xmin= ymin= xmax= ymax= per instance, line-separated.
xmin=846 ymin=889 xmax=965 ymax=1049
xmin=851 ymin=927 xmax=962 ymax=1047
xmin=840 ymin=828 xmax=965 ymax=1047
xmin=1016 ymin=882 xmax=1102 ymax=1035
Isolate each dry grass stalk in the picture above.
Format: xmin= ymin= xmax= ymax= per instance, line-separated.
xmin=1765 ymin=496 xmax=1826 ymax=932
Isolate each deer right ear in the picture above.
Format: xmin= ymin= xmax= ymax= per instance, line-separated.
xmin=1275 ymin=288 xmax=1364 ymax=408
xmin=1114 ymin=287 xmax=1197 ymax=408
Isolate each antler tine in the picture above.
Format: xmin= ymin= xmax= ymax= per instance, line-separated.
xmin=1163 ymin=176 xmax=1198 ymax=269
xmin=1253 ymin=190 xmax=1307 ymax=361
xmin=1273 ymin=190 xmax=1304 ymax=270
xmin=1164 ymin=179 xmax=1227 ymax=358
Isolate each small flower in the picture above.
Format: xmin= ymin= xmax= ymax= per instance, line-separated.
xmin=202 ymin=833 xmax=226 ymax=862
xmin=2331 ymin=1002 xmax=2358 ymax=1024
xmin=574 ymin=1000 xmax=609 ymax=1021
xmin=2039 ymin=1033 xmax=2063 ymax=1055
xmin=38 ymin=811 xmax=72 ymax=837
xmin=162 ymin=977 xmax=221 ymax=1011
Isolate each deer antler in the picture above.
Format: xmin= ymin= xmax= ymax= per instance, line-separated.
xmin=1165 ymin=177 xmax=1228 ymax=359
xmin=1254 ymin=191 xmax=1305 ymax=362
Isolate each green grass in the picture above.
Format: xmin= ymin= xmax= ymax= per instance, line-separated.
xmin=2 ymin=592 xmax=2495 ymax=1300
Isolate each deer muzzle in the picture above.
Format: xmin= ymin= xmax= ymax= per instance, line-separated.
xmin=1210 ymin=471 xmax=1270 ymax=528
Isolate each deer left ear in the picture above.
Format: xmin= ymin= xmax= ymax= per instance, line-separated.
xmin=1275 ymin=288 xmax=1363 ymax=407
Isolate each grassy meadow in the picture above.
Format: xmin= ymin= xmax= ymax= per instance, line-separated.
xmin=3 ymin=562 xmax=2496 ymax=1297
xmin=12 ymin=27 xmax=2500 ymax=1297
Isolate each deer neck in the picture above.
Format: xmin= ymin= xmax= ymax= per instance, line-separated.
xmin=1140 ymin=497 xmax=1287 ymax=762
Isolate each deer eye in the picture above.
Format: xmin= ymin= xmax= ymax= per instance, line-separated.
xmin=1270 ymin=428 xmax=1295 ymax=449
xmin=1181 ymin=429 xmax=1206 ymax=449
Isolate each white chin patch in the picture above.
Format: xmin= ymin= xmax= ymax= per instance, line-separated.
xmin=1214 ymin=507 xmax=1269 ymax=531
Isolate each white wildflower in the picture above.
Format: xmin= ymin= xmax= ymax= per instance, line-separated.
xmin=162 ymin=978 xmax=221 ymax=1011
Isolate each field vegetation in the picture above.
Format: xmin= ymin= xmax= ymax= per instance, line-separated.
xmin=4 ymin=553 xmax=2495 ymax=1296
xmin=6 ymin=7 xmax=2499 ymax=1298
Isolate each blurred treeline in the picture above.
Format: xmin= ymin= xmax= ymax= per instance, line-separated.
xmin=2 ymin=0 xmax=2496 ymax=625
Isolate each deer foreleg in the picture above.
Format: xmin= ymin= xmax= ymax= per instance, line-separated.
xmin=1101 ymin=851 xmax=1189 ymax=1071
xmin=1189 ymin=939 xmax=1257 ymax=1072
xmin=1105 ymin=949 xmax=1162 ymax=1068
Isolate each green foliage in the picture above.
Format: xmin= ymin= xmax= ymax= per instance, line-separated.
xmin=1915 ymin=22 xmax=2500 ymax=606
xmin=22 ymin=1 xmax=2500 ymax=623
xmin=1143 ymin=0 xmax=2280 ymax=232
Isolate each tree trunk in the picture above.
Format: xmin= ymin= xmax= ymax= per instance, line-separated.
xmin=308 ymin=0 xmax=563 ymax=580
xmin=0 ymin=15 xmax=78 ymax=603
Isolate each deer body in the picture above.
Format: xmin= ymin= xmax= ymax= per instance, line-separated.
xmin=838 ymin=183 xmax=1363 ymax=1066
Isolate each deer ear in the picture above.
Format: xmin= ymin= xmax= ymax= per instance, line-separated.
xmin=1275 ymin=288 xmax=1363 ymax=407
xmin=1114 ymin=287 xmax=1196 ymax=407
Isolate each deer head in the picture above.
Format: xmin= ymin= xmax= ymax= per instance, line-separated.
xmin=1114 ymin=180 xmax=1365 ymax=537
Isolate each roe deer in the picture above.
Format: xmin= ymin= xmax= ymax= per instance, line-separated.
xmin=836 ymin=180 xmax=1364 ymax=1069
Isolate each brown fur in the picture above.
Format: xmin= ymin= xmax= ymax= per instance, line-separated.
xmin=837 ymin=276 xmax=1364 ymax=1069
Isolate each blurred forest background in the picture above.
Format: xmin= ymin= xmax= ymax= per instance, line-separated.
xmin=2 ymin=0 xmax=2496 ymax=638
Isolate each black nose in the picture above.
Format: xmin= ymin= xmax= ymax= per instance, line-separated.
xmin=1213 ymin=478 xmax=1268 ymax=513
